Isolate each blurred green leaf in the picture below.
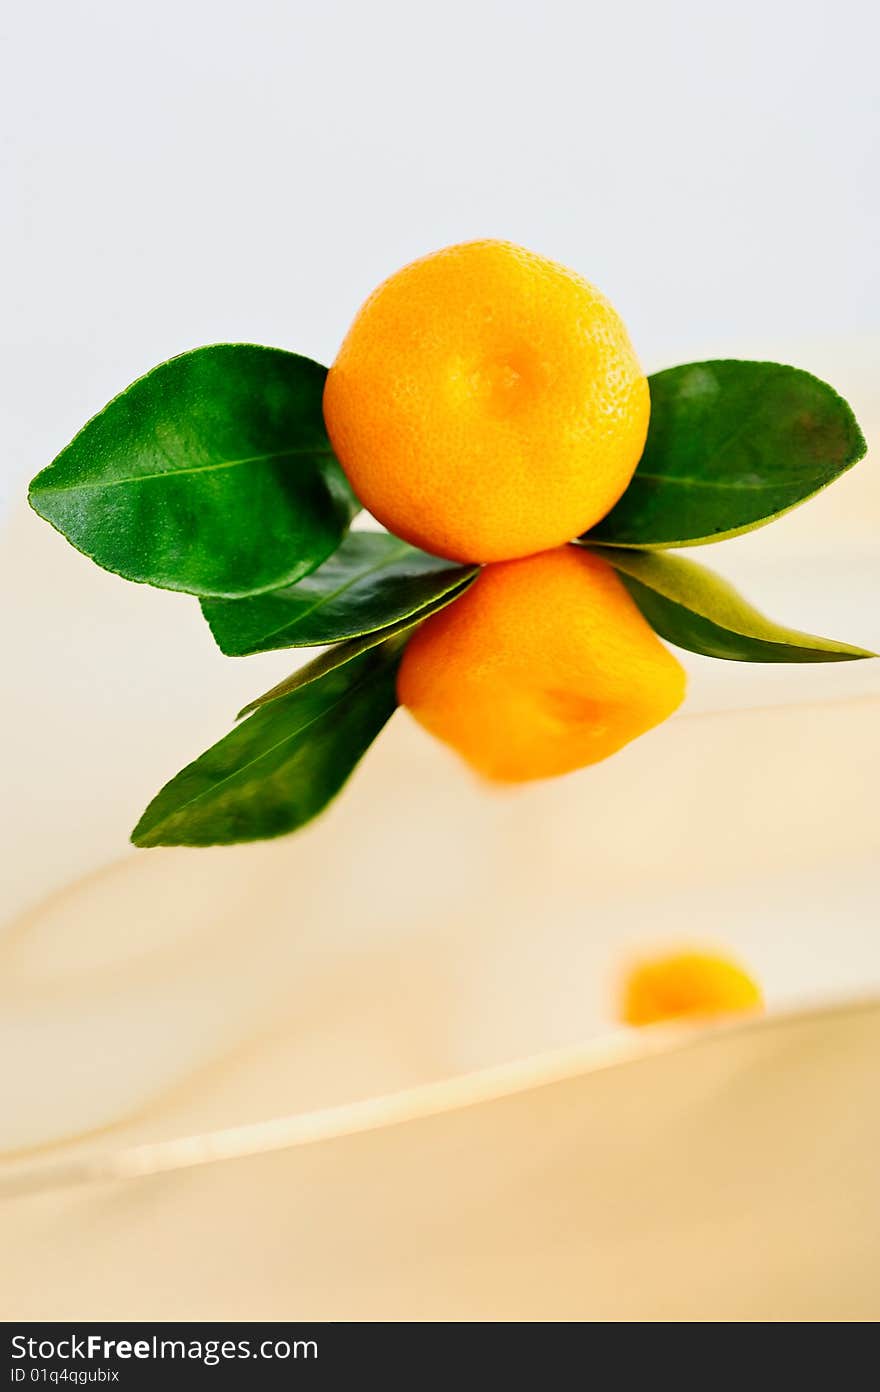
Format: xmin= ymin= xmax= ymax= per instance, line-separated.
xmin=592 ymin=545 xmax=875 ymax=662
xmin=132 ymin=638 xmax=401 ymax=847
xmin=589 ymin=361 xmax=866 ymax=547
xmin=202 ymin=530 xmax=476 ymax=656
xmin=29 ymin=344 xmax=358 ymax=598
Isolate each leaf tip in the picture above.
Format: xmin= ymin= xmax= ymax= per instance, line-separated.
xmin=850 ymin=416 xmax=868 ymax=465
xmin=26 ymin=480 xmax=48 ymax=515
xmin=130 ymin=801 xmax=164 ymax=847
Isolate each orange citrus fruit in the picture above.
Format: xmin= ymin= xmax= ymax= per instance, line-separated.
xmin=397 ymin=546 xmax=685 ymax=782
xmin=620 ymin=949 xmax=764 ymax=1026
xmin=323 ymin=240 xmax=649 ymax=563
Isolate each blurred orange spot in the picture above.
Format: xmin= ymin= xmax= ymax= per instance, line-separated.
xmin=620 ymin=948 xmax=763 ymax=1027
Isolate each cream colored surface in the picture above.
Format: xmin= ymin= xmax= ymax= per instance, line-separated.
xmin=1 ymin=1002 xmax=879 ymax=1321
xmin=1 ymin=689 xmax=879 ymax=1159
xmin=0 ymin=354 xmax=877 ymax=1318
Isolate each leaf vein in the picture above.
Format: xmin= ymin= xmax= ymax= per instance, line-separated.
xmin=242 ymin=539 xmax=417 ymax=644
xmin=631 ymin=471 xmax=811 ymax=491
xmin=146 ymin=666 xmax=386 ymax=832
xmin=35 ymin=447 xmax=336 ymax=493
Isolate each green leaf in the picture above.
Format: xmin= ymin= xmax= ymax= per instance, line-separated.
xmin=236 ymin=576 xmax=475 ymax=719
xmin=589 ymin=361 xmax=867 ymax=548
xmin=591 ymin=545 xmax=875 ymax=663
xmin=132 ymin=639 xmax=402 ymax=847
xmin=201 ymin=530 xmax=476 ymax=656
xmin=29 ymin=344 xmax=359 ymax=598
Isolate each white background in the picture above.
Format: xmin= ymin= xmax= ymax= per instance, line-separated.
xmin=1 ymin=0 xmax=877 ymax=519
